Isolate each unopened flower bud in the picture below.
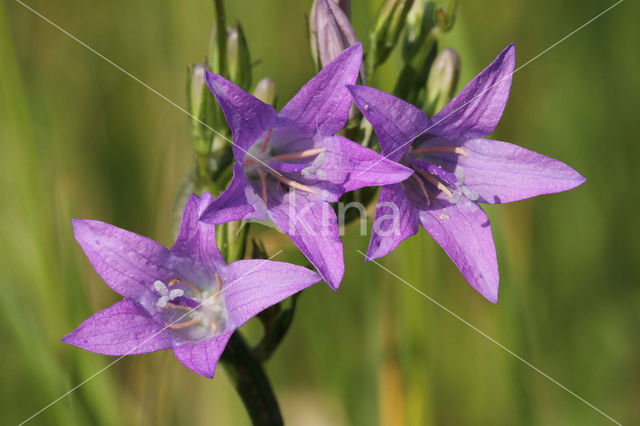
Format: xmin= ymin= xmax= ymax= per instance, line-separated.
xmin=187 ymin=64 xmax=216 ymax=152
xmin=253 ymin=77 xmax=277 ymax=106
xmin=227 ymin=24 xmax=252 ymax=90
xmin=316 ymin=0 xmax=360 ymax=69
xmin=369 ymin=0 xmax=415 ymax=68
xmin=424 ymin=48 xmax=460 ymax=115
xmin=208 ymin=0 xmax=228 ymax=76
xmin=434 ymin=0 xmax=457 ymax=33
xmin=310 ymin=0 xmax=360 ymax=72
xmin=337 ymin=0 xmax=351 ymax=18
xmin=402 ymin=0 xmax=436 ymax=61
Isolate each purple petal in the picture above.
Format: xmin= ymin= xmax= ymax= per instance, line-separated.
xmin=72 ymin=219 xmax=173 ymax=300
xmin=269 ymin=195 xmax=344 ymax=289
xmin=430 ymin=44 xmax=515 ymax=139
xmin=172 ymin=193 xmax=225 ymax=270
xmin=279 ymin=43 xmax=362 ymax=137
xmin=418 ymin=199 xmax=499 ymax=303
xmin=348 ymin=85 xmax=430 ymax=161
xmin=316 ymin=136 xmax=413 ymax=200
xmin=172 ymin=332 xmax=233 ymax=378
xmin=223 ymin=259 xmax=322 ymax=327
xmin=367 ymin=184 xmax=420 ymax=260
xmin=205 ymin=72 xmax=277 ymax=160
xmin=456 ymin=138 xmax=586 ymax=204
xmin=201 ymin=163 xmax=265 ymax=225
xmin=62 ymin=299 xmax=174 ymax=355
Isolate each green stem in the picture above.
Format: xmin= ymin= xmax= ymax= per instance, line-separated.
xmin=213 ymin=0 xmax=227 ymax=77
xmin=221 ymin=332 xmax=284 ymax=426
xmin=254 ymin=295 xmax=298 ymax=362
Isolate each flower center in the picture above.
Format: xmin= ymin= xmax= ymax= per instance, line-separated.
xmin=242 ymin=127 xmax=326 ymax=206
xmin=405 ymin=143 xmax=474 ymax=205
xmin=154 ymin=275 xmax=228 ymax=340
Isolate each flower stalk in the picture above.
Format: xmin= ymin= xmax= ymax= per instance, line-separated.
xmin=221 ymin=333 xmax=284 ymax=426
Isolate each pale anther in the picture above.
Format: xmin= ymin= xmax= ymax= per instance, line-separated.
xmin=270 ymin=171 xmax=318 ymax=194
xmin=417 ymin=169 xmax=453 ymax=198
xmin=272 ymin=147 xmax=326 ymax=162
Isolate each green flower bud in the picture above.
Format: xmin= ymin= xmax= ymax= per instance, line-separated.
xmin=309 ymin=0 xmax=321 ymax=71
xmin=187 ymin=64 xmax=216 ymax=153
xmin=209 ymin=0 xmax=228 ymax=77
xmin=369 ymin=0 xmax=415 ymax=69
xmin=227 ymin=24 xmax=252 ymax=90
xmin=402 ymin=0 xmax=436 ymax=62
xmin=253 ymin=77 xmax=277 ymax=106
xmin=434 ymin=0 xmax=457 ymax=33
xmin=424 ymin=48 xmax=460 ymax=116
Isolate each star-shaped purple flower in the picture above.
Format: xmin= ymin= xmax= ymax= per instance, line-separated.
xmin=200 ymin=43 xmax=412 ymax=289
xmin=349 ymin=44 xmax=586 ymax=303
xmin=63 ymin=193 xmax=321 ymax=378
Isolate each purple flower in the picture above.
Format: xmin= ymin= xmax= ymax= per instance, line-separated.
xmin=200 ymin=43 xmax=412 ymax=289
xmin=62 ymin=193 xmax=321 ymax=378
xmin=349 ymin=44 xmax=586 ymax=303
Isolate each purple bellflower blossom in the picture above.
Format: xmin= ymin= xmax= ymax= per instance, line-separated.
xmin=200 ymin=43 xmax=412 ymax=290
xmin=62 ymin=193 xmax=321 ymax=378
xmin=349 ymin=44 xmax=586 ymax=303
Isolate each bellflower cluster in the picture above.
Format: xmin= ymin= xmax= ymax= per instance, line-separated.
xmin=63 ymin=193 xmax=321 ymax=377
xmin=64 ymin=7 xmax=586 ymax=395
xmin=349 ymin=44 xmax=586 ymax=302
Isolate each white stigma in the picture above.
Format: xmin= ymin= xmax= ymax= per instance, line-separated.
xmin=154 ymin=280 xmax=184 ymax=308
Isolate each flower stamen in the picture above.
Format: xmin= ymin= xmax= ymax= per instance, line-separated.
xmin=269 ymin=171 xmax=318 ymax=194
xmin=167 ymin=317 xmax=200 ymax=330
xmin=258 ymin=169 xmax=268 ymax=205
xmin=272 ymin=147 xmax=326 ymax=162
xmin=214 ymin=273 xmax=224 ymax=299
xmin=168 ymin=278 xmax=201 ymax=296
xmin=411 ymin=173 xmax=431 ymax=206
xmin=163 ymin=302 xmax=192 ymax=312
xmin=413 ymin=146 xmax=469 ymax=157
xmin=417 ymin=168 xmax=453 ymax=198
xmin=260 ymin=128 xmax=274 ymax=153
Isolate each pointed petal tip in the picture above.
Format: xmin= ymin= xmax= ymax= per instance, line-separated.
xmin=484 ymin=288 xmax=499 ymax=304
xmin=344 ymin=41 xmax=363 ymax=56
xmin=472 ymin=275 xmax=499 ymax=304
xmin=60 ymin=331 xmax=74 ymax=344
xmin=71 ymin=218 xmax=96 ymax=242
xmin=203 ymin=71 xmax=226 ymax=99
xmin=499 ymin=42 xmax=515 ymax=60
xmin=498 ymin=43 xmax=516 ymax=71
xmin=364 ymin=243 xmax=387 ymax=263
xmin=574 ymin=171 xmax=587 ymax=187
xmin=328 ymin=42 xmax=363 ymax=71
xmin=323 ymin=268 xmax=344 ymax=291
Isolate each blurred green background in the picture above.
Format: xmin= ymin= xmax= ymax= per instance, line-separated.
xmin=1 ymin=0 xmax=638 ymax=424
